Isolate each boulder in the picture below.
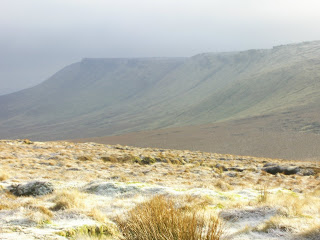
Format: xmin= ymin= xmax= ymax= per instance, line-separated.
xmin=262 ymin=165 xmax=300 ymax=175
xmin=262 ymin=165 xmax=282 ymax=175
xmin=283 ymin=166 xmax=300 ymax=175
xmin=9 ymin=181 xmax=54 ymax=196
xmin=228 ymin=167 xmax=244 ymax=172
xmin=263 ymin=162 xmax=276 ymax=167
xmin=298 ymin=168 xmax=315 ymax=176
xmin=85 ymin=182 xmax=141 ymax=197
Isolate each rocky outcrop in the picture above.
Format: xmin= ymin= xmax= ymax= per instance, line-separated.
xmin=262 ymin=164 xmax=300 ymax=175
xmin=9 ymin=181 xmax=54 ymax=196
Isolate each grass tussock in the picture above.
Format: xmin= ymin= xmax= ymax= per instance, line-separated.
xmin=255 ymin=215 xmax=294 ymax=233
xmin=25 ymin=207 xmax=53 ymax=225
xmin=179 ymin=195 xmax=214 ymax=211
xmin=78 ymin=156 xmax=93 ymax=161
xmin=261 ymin=191 xmax=318 ymax=218
xmin=0 ymin=192 xmax=20 ymax=210
xmin=51 ymin=189 xmax=87 ymax=211
xmin=214 ymin=179 xmax=233 ymax=191
xmin=88 ymin=208 xmax=107 ymax=223
xmin=116 ymin=195 xmax=224 ymax=240
xmin=257 ymin=186 xmax=268 ymax=203
xmin=0 ymin=171 xmax=9 ymax=181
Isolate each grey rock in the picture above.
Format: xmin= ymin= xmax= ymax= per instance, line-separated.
xmin=85 ymin=182 xmax=141 ymax=197
xmin=226 ymin=172 xmax=237 ymax=177
xmin=283 ymin=166 xmax=300 ymax=175
xmin=228 ymin=167 xmax=244 ymax=172
xmin=263 ymin=162 xmax=276 ymax=167
xmin=262 ymin=165 xmax=301 ymax=175
xmin=298 ymin=168 xmax=315 ymax=176
xmin=262 ymin=165 xmax=282 ymax=174
xmin=9 ymin=181 xmax=54 ymax=196
xmin=67 ymin=167 xmax=80 ymax=171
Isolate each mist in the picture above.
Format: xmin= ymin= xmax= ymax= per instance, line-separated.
xmin=1 ymin=0 xmax=320 ymax=94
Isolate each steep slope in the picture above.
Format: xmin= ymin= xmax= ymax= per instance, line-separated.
xmin=0 ymin=58 xmax=186 ymax=138
xmin=1 ymin=41 xmax=320 ymax=140
xmin=184 ymin=43 xmax=320 ymax=125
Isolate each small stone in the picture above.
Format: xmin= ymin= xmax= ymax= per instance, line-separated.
xmin=226 ymin=172 xmax=237 ymax=177
xmin=228 ymin=167 xmax=244 ymax=172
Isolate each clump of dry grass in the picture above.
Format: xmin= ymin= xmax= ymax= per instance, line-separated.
xmin=179 ymin=195 xmax=214 ymax=211
xmin=257 ymin=186 xmax=268 ymax=203
xmin=88 ymin=208 xmax=107 ymax=223
xmin=116 ymin=195 xmax=224 ymax=240
xmin=255 ymin=215 xmax=294 ymax=233
xmin=101 ymin=155 xmax=118 ymax=163
xmin=25 ymin=205 xmax=53 ymax=225
xmin=0 ymin=192 xmax=20 ymax=210
xmin=23 ymin=139 xmax=33 ymax=144
xmin=261 ymin=190 xmax=315 ymax=217
xmin=0 ymin=171 xmax=9 ymax=181
xmin=101 ymin=154 xmax=156 ymax=165
xmin=78 ymin=156 xmax=93 ymax=161
xmin=101 ymin=154 xmax=142 ymax=164
xmin=214 ymin=179 xmax=234 ymax=191
xmin=51 ymin=189 xmax=87 ymax=211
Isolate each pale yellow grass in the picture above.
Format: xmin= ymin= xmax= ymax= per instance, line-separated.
xmin=0 ymin=140 xmax=319 ymax=239
xmin=116 ymin=195 xmax=224 ymax=240
xmin=0 ymin=192 xmax=20 ymax=210
xmin=51 ymin=188 xmax=88 ymax=211
xmin=0 ymin=170 xmax=9 ymax=181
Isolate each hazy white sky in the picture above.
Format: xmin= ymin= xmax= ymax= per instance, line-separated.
xmin=1 ymin=0 xmax=320 ymax=94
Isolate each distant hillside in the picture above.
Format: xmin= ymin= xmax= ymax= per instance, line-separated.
xmin=0 ymin=87 xmax=19 ymax=96
xmin=1 ymin=41 xmax=320 ymax=142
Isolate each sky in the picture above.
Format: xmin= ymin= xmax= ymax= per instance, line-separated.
xmin=1 ymin=0 xmax=320 ymax=94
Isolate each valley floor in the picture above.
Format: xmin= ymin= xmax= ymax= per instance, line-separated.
xmin=0 ymin=140 xmax=319 ymax=239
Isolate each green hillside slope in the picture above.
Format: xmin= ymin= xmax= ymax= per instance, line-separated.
xmin=1 ymin=41 xmax=320 ymax=140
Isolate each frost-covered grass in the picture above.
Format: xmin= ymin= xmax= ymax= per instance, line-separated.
xmin=0 ymin=139 xmax=319 ymax=239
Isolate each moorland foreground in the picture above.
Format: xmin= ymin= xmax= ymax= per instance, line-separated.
xmin=0 ymin=139 xmax=319 ymax=239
